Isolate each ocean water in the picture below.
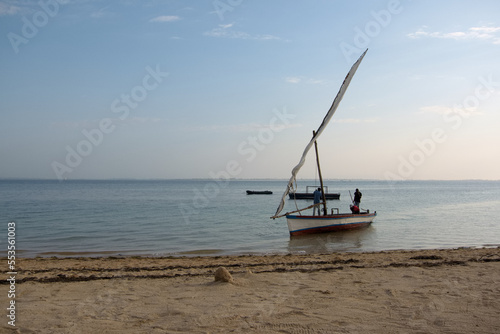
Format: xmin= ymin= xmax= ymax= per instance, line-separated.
xmin=1 ymin=179 xmax=499 ymax=257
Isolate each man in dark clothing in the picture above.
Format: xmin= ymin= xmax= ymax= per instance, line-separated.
xmin=353 ymin=188 xmax=362 ymax=207
xmin=313 ymin=188 xmax=322 ymax=216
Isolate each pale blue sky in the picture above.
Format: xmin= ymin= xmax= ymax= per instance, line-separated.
xmin=1 ymin=0 xmax=499 ymax=180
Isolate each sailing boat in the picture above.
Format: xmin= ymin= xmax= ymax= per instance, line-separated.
xmin=271 ymin=49 xmax=376 ymax=236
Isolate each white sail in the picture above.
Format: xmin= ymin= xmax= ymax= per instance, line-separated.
xmin=272 ymin=49 xmax=368 ymax=219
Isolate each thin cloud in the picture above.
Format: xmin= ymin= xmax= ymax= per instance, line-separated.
xmin=419 ymin=105 xmax=453 ymax=115
xmin=204 ymin=24 xmax=281 ymax=41
xmin=51 ymin=117 xmax=167 ymax=129
xmin=285 ymin=76 xmax=327 ymax=85
xmin=306 ymin=78 xmax=328 ymax=85
xmin=91 ymin=6 xmax=113 ymax=19
xmin=0 ymin=2 xmax=21 ymax=15
xmin=186 ymin=122 xmax=302 ymax=133
xmin=286 ymin=77 xmax=302 ymax=84
xmin=419 ymin=105 xmax=483 ymax=116
xmin=333 ymin=118 xmax=378 ymax=124
xmin=408 ymin=26 xmax=500 ymax=44
xmin=150 ymin=15 xmax=181 ymax=23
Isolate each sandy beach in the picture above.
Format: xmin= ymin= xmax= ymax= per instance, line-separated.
xmin=2 ymin=247 xmax=499 ymax=333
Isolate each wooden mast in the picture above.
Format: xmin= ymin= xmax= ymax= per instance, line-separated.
xmin=313 ymin=131 xmax=327 ymax=215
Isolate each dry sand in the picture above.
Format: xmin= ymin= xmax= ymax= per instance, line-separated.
xmin=1 ymin=247 xmax=499 ymax=333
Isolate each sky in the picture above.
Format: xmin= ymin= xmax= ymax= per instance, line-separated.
xmin=1 ymin=0 xmax=499 ymax=181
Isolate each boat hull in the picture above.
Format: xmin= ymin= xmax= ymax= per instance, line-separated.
xmin=247 ymin=190 xmax=273 ymax=195
xmin=286 ymin=212 xmax=376 ymax=236
xmin=289 ymin=192 xmax=340 ymax=200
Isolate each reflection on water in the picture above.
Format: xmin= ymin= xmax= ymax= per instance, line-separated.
xmin=288 ymin=226 xmax=374 ymax=254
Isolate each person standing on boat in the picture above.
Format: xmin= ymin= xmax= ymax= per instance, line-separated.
xmin=353 ymin=188 xmax=362 ymax=207
xmin=313 ymin=187 xmax=322 ymax=216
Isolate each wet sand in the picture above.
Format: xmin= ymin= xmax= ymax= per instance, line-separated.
xmin=2 ymin=247 xmax=499 ymax=333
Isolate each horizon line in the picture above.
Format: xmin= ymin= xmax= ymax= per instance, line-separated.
xmin=0 ymin=177 xmax=499 ymax=182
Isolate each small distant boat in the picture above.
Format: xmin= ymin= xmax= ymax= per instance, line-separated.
xmin=271 ymin=49 xmax=376 ymax=236
xmin=246 ymin=190 xmax=273 ymax=195
xmin=289 ymin=186 xmax=340 ymax=200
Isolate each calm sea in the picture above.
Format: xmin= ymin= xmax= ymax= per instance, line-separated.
xmin=1 ymin=179 xmax=499 ymax=257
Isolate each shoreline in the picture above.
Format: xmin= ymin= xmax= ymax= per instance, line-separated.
xmin=3 ymin=246 xmax=500 ymax=284
xmin=2 ymin=247 xmax=499 ymax=333
xmin=14 ymin=242 xmax=500 ymax=259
